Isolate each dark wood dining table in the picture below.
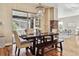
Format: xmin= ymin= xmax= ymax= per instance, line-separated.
xmin=20 ymin=33 xmax=59 ymax=55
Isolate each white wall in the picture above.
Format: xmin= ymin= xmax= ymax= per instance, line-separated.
xmin=58 ymin=6 xmax=79 ymax=18
xmin=59 ymin=15 xmax=79 ymax=35
xmin=0 ymin=4 xmax=36 ymax=46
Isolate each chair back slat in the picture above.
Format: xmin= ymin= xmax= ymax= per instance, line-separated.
xmin=13 ymin=31 xmax=21 ymax=48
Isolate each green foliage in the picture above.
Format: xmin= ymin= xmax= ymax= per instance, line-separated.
xmin=12 ymin=22 xmax=18 ymax=31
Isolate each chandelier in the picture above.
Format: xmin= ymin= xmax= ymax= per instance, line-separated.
xmin=36 ymin=3 xmax=44 ymax=17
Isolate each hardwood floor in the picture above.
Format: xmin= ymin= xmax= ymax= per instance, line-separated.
xmin=2 ymin=35 xmax=79 ymax=56
xmin=12 ymin=44 xmax=63 ymax=56
xmin=44 ymin=48 xmax=63 ymax=56
xmin=12 ymin=35 xmax=79 ymax=56
xmin=0 ymin=45 xmax=12 ymax=56
xmin=63 ymin=35 xmax=79 ymax=56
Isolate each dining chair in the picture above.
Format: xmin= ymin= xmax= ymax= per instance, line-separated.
xmin=25 ymin=29 xmax=34 ymax=35
xmin=13 ymin=31 xmax=30 ymax=56
xmin=55 ymin=33 xmax=64 ymax=52
xmin=25 ymin=29 xmax=34 ymax=43
xmin=36 ymin=34 xmax=64 ymax=56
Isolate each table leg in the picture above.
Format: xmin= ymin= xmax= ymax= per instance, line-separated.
xmin=29 ymin=46 xmax=33 ymax=54
xmin=32 ymin=38 xmax=36 ymax=55
xmin=60 ymin=42 xmax=63 ymax=52
xmin=29 ymin=39 xmax=36 ymax=55
xmin=51 ymin=35 xmax=54 ymax=48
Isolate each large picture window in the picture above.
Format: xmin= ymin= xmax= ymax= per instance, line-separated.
xmin=12 ymin=9 xmax=36 ymax=31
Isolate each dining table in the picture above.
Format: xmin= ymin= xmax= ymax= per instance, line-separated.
xmin=20 ymin=32 xmax=59 ymax=55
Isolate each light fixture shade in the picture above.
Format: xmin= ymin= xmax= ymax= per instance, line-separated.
xmin=36 ymin=3 xmax=44 ymax=17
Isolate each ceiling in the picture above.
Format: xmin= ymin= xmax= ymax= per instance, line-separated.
xmin=40 ymin=3 xmax=79 ymax=18
xmin=25 ymin=3 xmax=79 ymax=18
xmin=25 ymin=3 xmax=57 ymax=8
xmin=26 ymin=3 xmax=79 ymax=10
xmin=57 ymin=3 xmax=79 ymax=11
xmin=57 ymin=3 xmax=79 ymax=18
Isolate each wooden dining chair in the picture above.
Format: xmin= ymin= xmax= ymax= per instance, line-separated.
xmin=13 ymin=31 xmax=30 ymax=56
xmin=36 ymin=34 xmax=64 ymax=56
xmin=36 ymin=37 xmax=58 ymax=55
